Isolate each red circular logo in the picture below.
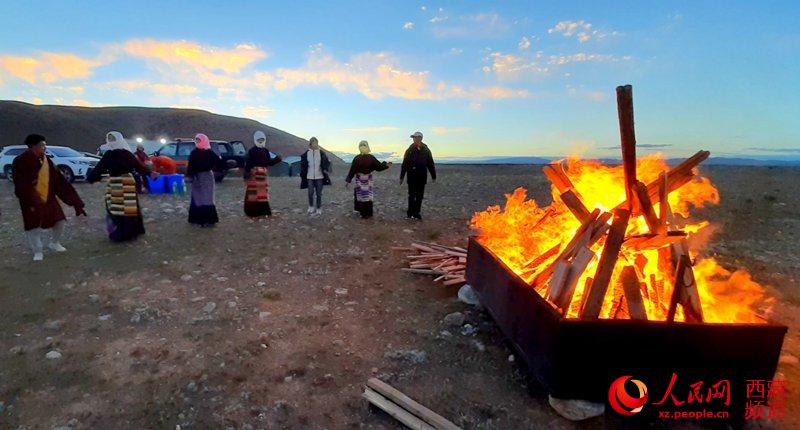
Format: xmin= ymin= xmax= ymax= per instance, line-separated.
xmin=609 ymin=376 xmax=649 ymax=415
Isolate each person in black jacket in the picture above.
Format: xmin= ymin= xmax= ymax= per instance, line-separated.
xmin=399 ymin=131 xmax=436 ymax=220
xmin=345 ymin=140 xmax=391 ymax=218
xmin=187 ymin=133 xmax=224 ymax=226
xmin=299 ymin=137 xmax=332 ymax=216
xmin=87 ymin=131 xmax=156 ymax=242
xmin=243 ymin=131 xmax=282 ymax=217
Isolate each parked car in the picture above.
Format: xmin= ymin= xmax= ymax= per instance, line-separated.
xmin=1 ymin=145 xmax=99 ymax=182
xmin=152 ymin=139 xmax=247 ymax=182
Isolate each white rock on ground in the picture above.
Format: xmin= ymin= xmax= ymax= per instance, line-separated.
xmin=548 ymin=396 xmax=605 ymax=421
xmin=45 ymin=350 xmax=62 ymax=360
xmin=443 ymin=312 xmax=465 ymax=327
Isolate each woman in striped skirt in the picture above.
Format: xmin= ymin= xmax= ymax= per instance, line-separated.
xmin=244 ymin=131 xmax=282 ymax=217
xmin=87 ymin=131 xmax=156 ymax=242
xmin=345 ymin=140 xmax=391 ymax=218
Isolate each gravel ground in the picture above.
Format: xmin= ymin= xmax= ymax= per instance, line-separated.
xmin=0 ymin=164 xmax=797 ymax=429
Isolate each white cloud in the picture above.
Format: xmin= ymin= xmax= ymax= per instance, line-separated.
xmin=566 ymin=85 xmax=608 ymax=102
xmin=519 ymin=36 xmax=532 ymax=50
xmin=433 ymin=13 xmax=508 ymax=38
xmin=421 ymin=5 xmax=427 ymax=11
xmin=548 ymin=20 xmax=618 ymax=43
xmin=547 ymin=53 xmax=627 ymax=65
xmin=485 ymin=52 xmax=549 ymax=80
xmin=403 ymin=22 xmax=415 ymax=30
xmin=241 ymin=105 xmax=275 ymax=120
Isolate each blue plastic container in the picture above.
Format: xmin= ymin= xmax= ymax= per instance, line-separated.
xmin=148 ymin=175 xmax=167 ymax=194
xmin=165 ymin=174 xmax=185 ymax=195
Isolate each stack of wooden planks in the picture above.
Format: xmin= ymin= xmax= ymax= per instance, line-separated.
xmin=393 ymin=242 xmax=468 ymax=287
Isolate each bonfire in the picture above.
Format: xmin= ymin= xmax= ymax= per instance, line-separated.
xmin=470 ymin=85 xmax=770 ymax=324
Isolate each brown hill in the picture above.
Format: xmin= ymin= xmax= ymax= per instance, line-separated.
xmin=0 ymin=100 xmax=341 ymax=162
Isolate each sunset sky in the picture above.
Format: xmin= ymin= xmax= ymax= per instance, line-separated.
xmin=0 ymin=1 xmax=797 ymax=158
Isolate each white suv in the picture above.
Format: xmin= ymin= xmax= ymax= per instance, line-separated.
xmin=0 ymin=145 xmax=99 ymax=182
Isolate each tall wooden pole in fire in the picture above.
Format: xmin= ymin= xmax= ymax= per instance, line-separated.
xmin=617 ymin=85 xmax=638 ymax=213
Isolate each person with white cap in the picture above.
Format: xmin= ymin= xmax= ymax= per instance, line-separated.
xmin=243 ymin=131 xmax=282 ymax=217
xmin=399 ymin=131 xmax=436 ymax=220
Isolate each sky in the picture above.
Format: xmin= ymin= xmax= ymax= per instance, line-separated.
xmin=0 ymin=1 xmax=798 ymax=159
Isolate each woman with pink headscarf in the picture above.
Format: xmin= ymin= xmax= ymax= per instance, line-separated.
xmin=186 ymin=133 xmax=223 ymax=226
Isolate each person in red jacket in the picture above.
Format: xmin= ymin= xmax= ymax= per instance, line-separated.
xmin=12 ymin=134 xmax=86 ymax=261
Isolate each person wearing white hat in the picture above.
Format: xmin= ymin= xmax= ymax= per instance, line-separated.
xmin=345 ymin=140 xmax=392 ymax=218
xmin=243 ymin=131 xmax=282 ymax=217
xmin=399 ymin=131 xmax=436 ymax=220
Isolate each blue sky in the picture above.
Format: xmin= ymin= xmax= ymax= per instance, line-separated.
xmin=0 ymin=1 xmax=797 ymax=158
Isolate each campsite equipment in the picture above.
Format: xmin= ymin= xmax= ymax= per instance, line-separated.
xmin=147 ymin=175 xmax=167 ymax=194
xmin=165 ymin=174 xmax=185 ymax=194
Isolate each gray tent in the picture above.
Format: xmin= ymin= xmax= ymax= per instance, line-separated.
xmin=267 ymin=155 xmax=302 ymax=177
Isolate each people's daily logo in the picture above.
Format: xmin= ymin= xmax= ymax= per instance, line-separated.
xmin=609 ymin=376 xmax=649 ymax=415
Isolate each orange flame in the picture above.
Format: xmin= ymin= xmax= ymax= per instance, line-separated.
xmin=470 ymin=154 xmax=769 ymax=323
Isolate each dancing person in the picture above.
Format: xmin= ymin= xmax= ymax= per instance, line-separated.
xmin=299 ymin=137 xmax=332 ymax=216
xmin=243 ymin=131 xmax=282 ymax=217
xmin=12 ymin=134 xmax=86 ymax=261
xmin=186 ymin=133 xmax=222 ymax=227
xmin=87 ymin=131 xmax=157 ymax=242
xmin=399 ymin=131 xmax=436 ymax=220
xmin=345 ymin=140 xmax=391 ymax=219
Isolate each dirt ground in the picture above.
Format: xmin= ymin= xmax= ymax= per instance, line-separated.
xmin=0 ymin=164 xmax=797 ymax=429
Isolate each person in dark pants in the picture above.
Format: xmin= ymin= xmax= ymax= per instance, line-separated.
xmin=399 ymin=131 xmax=436 ymax=220
xmin=299 ymin=137 xmax=332 ymax=216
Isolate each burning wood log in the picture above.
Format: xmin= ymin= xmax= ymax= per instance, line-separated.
xmin=624 ymin=231 xmax=687 ymax=251
xmin=611 ymin=150 xmax=710 ymax=214
xmin=523 ymin=243 xmax=560 ymax=270
xmin=581 ymin=208 xmax=631 ymax=319
xmin=620 ymin=266 xmax=647 ymax=320
xmin=531 ymin=210 xmax=600 ymax=288
xmin=633 ymin=181 xmax=659 ymax=232
xmin=617 ymin=85 xmax=639 ymax=213
xmin=560 ymin=189 xmax=591 ymax=223
xmin=667 ymin=255 xmax=689 ymax=322
xmin=543 ymin=161 xmax=576 ymax=194
xmin=553 ymin=246 xmax=596 ymax=311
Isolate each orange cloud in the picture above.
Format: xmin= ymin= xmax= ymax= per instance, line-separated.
xmin=122 ymin=39 xmax=267 ymax=74
xmin=101 ymin=79 xmax=198 ymax=95
xmin=0 ymin=53 xmax=103 ymax=84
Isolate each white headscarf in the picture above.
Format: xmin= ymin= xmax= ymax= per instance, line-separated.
xmin=254 ymin=131 xmax=267 ymax=148
xmin=358 ymin=140 xmax=370 ymax=155
xmin=106 ymin=131 xmax=129 ymax=151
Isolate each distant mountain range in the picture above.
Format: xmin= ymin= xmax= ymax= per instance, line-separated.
xmin=334 ymin=152 xmax=800 ymax=167
xmin=0 ymin=101 xmax=342 ymax=163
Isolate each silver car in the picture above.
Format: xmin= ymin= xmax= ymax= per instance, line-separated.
xmin=0 ymin=145 xmax=99 ymax=182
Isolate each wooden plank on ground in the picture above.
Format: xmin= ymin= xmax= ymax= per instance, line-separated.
xmin=364 ymin=387 xmax=435 ymax=430
xmin=367 ymin=378 xmax=462 ymax=430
